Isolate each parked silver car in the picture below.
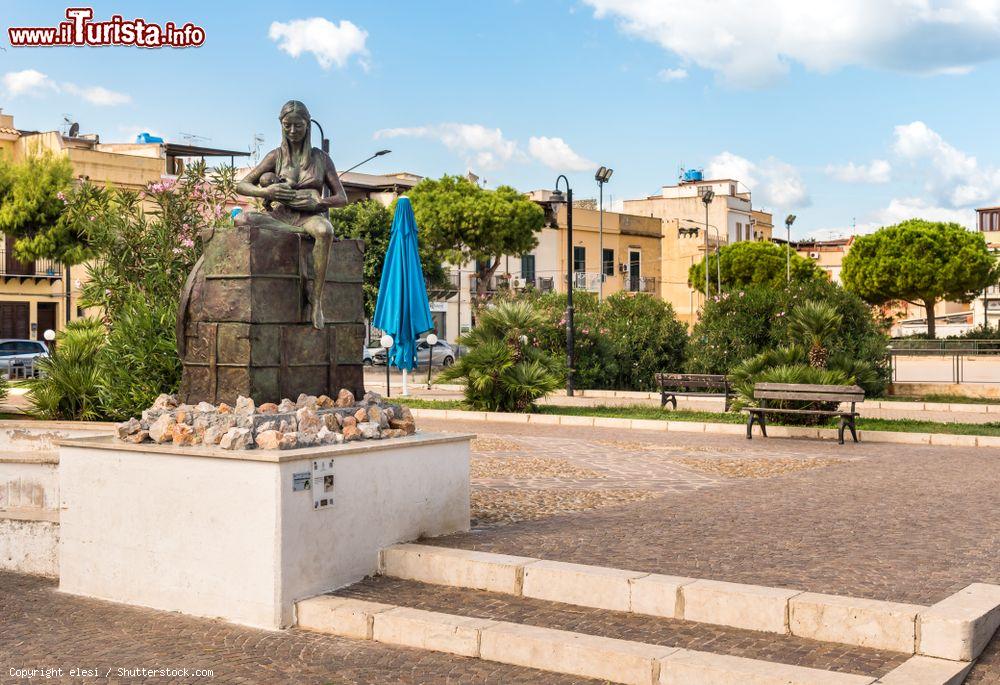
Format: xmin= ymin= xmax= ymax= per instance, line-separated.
xmin=0 ymin=339 xmax=50 ymax=378
xmin=371 ymin=339 xmax=456 ymax=367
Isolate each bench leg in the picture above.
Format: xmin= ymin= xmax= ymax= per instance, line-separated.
xmin=758 ymin=413 xmax=767 ymax=437
xmin=662 ymin=394 xmax=677 ymax=410
xmin=838 ymin=417 xmax=846 ymax=445
xmin=746 ymin=413 xmax=755 ymax=440
xmin=848 ymin=417 xmax=858 ymax=443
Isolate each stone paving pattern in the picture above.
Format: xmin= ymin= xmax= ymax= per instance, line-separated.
xmin=337 ymin=577 xmax=908 ymax=678
xmin=0 ymin=572 xmax=595 ymax=684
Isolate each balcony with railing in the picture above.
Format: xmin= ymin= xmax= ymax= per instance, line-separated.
xmin=627 ymin=276 xmax=658 ymax=294
xmin=0 ymin=236 xmax=63 ymax=282
xmin=565 ymin=271 xmax=602 ymax=292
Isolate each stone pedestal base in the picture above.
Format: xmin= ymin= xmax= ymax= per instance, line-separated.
xmin=57 ymin=433 xmax=471 ymax=629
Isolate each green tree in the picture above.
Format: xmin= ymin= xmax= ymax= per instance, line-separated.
xmin=688 ymin=240 xmax=824 ymax=294
xmin=0 ymin=153 xmax=87 ymax=264
xmin=329 ymin=199 xmax=447 ymax=320
xmin=842 ymin=219 xmax=999 ymax=338
xmin=406 ymin=175 xmax=545 ymax=295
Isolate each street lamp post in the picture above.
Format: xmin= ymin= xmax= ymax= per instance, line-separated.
xmin=550 ymin=176 xmax=575 ymax=397
xmin=701 ymin=189 xmax=715 ymax=303
xmin=380 ymin=334 xmax=394 ymax=398
xmin=595 ymin=166 xmax=613 ymax=300
xmin=785 ymin=214 xmax=797 ymax=283
xmin=340 ymin=149 xmax=392 ymax=175
xmin=425 ymin=333 xmax=438 ymax=388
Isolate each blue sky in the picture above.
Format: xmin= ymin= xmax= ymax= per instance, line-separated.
xmin=3 ymin=0 xmax=1000 ymax=239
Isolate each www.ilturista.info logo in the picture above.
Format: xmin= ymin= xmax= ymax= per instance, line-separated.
xmin=8 ymin=8 xmax=206 ymax=48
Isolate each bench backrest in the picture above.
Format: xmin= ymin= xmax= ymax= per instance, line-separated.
xmin=753 ymin=383 xmax=865 ymax=403
xmin=655 ymin=373 xmax=728 ymax=389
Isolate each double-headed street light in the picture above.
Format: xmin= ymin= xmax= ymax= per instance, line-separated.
xmin=785 ymin=214 xmax=797 ymax=283
xmin=701 ymin=189 xmax=715 ymax=303
xmin=549 ymin=176 xmax=575 ymax=397
xmin=595 ymin=166 xmax=613 ymax=301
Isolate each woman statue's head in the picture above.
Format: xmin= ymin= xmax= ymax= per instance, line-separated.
xmin=279 ymin=100 xmax=311 ymax=149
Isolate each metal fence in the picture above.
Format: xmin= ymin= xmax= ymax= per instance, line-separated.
xmin=887 ymin=340 xmax=1000 ymax=383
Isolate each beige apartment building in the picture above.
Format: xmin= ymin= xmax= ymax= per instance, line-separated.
xmin=623 ymin=177 xmax=773 ymax=326
xmin=0 ymin=109 xmax=246 ymax=340
xmin=431 ymin=195 xmax=663 ymax=341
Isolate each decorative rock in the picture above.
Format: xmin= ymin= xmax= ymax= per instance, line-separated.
xmin=256 ymin=420 xmax=277 ymax=434
xmin=342 ymin=424 xmax=362 ymax=441
xmin=202 ymin=425 xmax=227 ymax=446
xmin=255 ymin=429 xmax=282 ymax=450
xmin=174 ymin=404 xmax=195 ymax=424
xmin=172 ymin=423 xmax=197 ymax=446
xmin=317 ymin=426 xmax=343 ymax=444
xmin=140 ymin=408 xmax=164 ymax=429
xmin=322 ymin=413 xmax=341 ymax=432
xmin=354 ymin=408 xmax=368 ymax=423
xmin=278 ymin=398 xmax=297 ymax=413
xmin=317 ymin=394 xmax=334 ymax=408
xmin=152 ymin=393 xmax=178 ymax=410
xmin=296 ymin=393 xmax=318 ymax=410
xmin=381 ymin=428 xmax=406 ymax=439
xmin=358 ymin=421 xmax=381 ymax=440
xmin=116 ymin=418 xmax=141 ymax=439
xmin=195 ymin=401 xmax=217 ymax=413
xmin=258 ymin=402 xmax=279 ymax=414
xmin=217 ymin=402 xmax=232 ymax=414
xmin=363 ymin=390 xmax=383 ymax=405
xmin=278 ymin=432 xmax=299 ymax=450
xmin=342 ymin=415 xmax=357 ymax=428
xmin=220 ymin=427 xmax=253 ymax=450
xmin=389 ymin=418 xmax=416 ymax=435
xmin=235 ymin=395 xmax=256 ymax=416
xmin=295 ymin=431 xmax=317 ymax=447
xmin=296 ymin=407 xmax=323 ymax=435
xmin=124 ymin=430 xmax=149 ymax=444
xmin=279 ymin=418 xmax=297 ymax=433
xmin=367 ymin=405 xmax=389 ymax=429
xmin=149 ymin=415 xmax=176 ymax=444
xmin=335 ymin=388 xmax=355 ymax=407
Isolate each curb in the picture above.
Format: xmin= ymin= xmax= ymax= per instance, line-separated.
xmin=409 ymin=408 xmax=1000 ymax=449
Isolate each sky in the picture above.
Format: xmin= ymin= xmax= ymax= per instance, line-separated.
xmin=3 ymin=0 xmax=1000 ymax=240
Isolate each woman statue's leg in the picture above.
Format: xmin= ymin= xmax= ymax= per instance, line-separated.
xmin=304 ymin=215 xmax=334 ymax=329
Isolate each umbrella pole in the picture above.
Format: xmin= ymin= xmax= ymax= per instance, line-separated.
xmin=402 ymin=369 xmax=410 ymax=396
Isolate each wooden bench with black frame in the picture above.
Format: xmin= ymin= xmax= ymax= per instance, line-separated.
xmin=654 ymin=373 xmax=733 ymax=411
xmin=743 ymin=383 xmax=865 ymax=445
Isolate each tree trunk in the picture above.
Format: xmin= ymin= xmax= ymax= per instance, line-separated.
xmin=924 ymin=299 xmax=937 ymax=339
xmin=476 ymin=257 xmax=500 ymax=297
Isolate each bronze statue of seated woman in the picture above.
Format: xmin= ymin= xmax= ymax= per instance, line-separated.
xmin=235 ymin=100 xmax=348 ymax=329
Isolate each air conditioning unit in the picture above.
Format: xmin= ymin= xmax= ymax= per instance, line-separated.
xmin=511 ymin=276 xmax=526 ymax=289
xmin=619 ymin=263 xmax=628 ymax=273
xmin=808 ymin=251 xmax=820 ymax=259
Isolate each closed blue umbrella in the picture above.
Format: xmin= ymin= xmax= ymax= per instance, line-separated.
xmin=373 ymin=196 xmax=434 ymax=374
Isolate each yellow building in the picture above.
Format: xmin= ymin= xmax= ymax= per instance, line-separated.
xmin=623 ymin=176 xmax=773 ymax=327
xmin=0 ymin=109 xmax=246 ymax=340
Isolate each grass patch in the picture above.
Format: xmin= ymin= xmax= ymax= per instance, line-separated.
xmin=876 ymin=394 xmax=999 ymax=405
xmin=397 ymin=397 xmax=1000 ymax=437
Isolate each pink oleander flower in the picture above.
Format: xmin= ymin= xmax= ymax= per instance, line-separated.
xmin=172 ymin=248 xmax=183 ymax=254
xmin=180 ymin=238 xmax=195 ymax=248
xmin=56 ymin=191 xmax=66 ymax=201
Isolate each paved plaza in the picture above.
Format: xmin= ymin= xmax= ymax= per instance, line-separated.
xmin=2 ymin=417 xmax=1000 ymax=682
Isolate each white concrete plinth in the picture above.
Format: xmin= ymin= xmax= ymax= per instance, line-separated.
xmin=57 ymin=432 xmax=471 ymax=629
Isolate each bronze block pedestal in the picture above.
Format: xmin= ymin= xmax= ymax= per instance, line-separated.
xmin=177 ymin=226 xmax=366 ymax=405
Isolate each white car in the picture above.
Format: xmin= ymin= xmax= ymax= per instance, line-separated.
xmin=0 ymin=339 xmax=50 ymax=378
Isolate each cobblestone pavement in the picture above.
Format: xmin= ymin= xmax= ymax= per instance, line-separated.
xmin=337 ymin=577 xmax=908 ymax=678
xmin=425 ymin=417 xmax=1000 ymax=682
xmin=0 ymin=572 xmax=594 ymax=685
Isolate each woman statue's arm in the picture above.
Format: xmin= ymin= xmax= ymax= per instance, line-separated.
xmin=236 ymin=150 xmax=289 ymax=200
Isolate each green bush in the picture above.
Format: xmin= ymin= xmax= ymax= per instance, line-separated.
xmin=437 ymin=300 xmax=562 ymax=412
xmin=27 ymin=319 xmax=106 ymax=421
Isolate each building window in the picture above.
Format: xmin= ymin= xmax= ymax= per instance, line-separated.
xmin=573 ymin=246 xmax=586 ymax=273
xmin=729 ymin=183 xmax=736 ymax=196
xmin=628 ymin=250 xmax=641 ymax=292
xmin=697 ymin=185 xmax=710 ymax=197
xmin=736 ymin=222 xmax=742 ymax=242
xmin=520 ymin=254 xmax=535 ymax=283
xmin=602 ymin=248 xmax=615 ymax=277
xmin=746 ymin=223 xmax=752 ymax=241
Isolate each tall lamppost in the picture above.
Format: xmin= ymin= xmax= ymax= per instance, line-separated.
xmin=595 ymin=166 xmax=613 ymax=300
xmin=785 ymin=214 xmax=797 ymax=283
xmin=550 ymin=176 xmax=575 ymax=397
xmin=701 ymin=189 xmax=715 ymax=303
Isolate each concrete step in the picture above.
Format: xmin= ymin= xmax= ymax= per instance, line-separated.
xmin=296 ymin=577 xmax=974 ymax=685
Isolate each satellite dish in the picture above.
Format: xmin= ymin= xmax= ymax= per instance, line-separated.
xmin=68 ymin=122 xmax=80 ymax=138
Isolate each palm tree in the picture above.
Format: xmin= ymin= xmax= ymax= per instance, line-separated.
xmin=787 ymin=300 xmax=843 ymax=368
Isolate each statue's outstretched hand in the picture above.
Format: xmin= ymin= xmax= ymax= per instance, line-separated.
xmin=267 ymin=183 xmax=297 ymax=203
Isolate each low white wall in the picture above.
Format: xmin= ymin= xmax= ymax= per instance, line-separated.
xmin=58 ymin=433 xmax=471 ymax=629
xmin=0 ymin=516 xmax=58 ymax=576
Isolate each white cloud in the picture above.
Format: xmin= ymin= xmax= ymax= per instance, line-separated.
xmin=825 ymin=159 xmax=892 ymax=184
xmin=269 ymin=17 xmax=369 ymax=70
xmin=892 ymin=120 xmax=1000 ymax=207
xmin=583 ymin=0 xmax=1000 ymax=87
xmin=707 ymin=151 xmax=810 ymax=208
xmin=2 ymin=69 xmax=130 ymax=107
xmin=375 ymin=123 xmax=523 ymax=170
xmin=2 ymin=69 xmax=57 ymax=96
xmin=61 ymin=83 xmax=131 ymax=107
xmin=657 ymin=67 xmax=688 ymax=81
xmin=873 ymin=197 xmax=976 ymax=228
xmin=527 ymin=136 xmax=594 ymax=171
